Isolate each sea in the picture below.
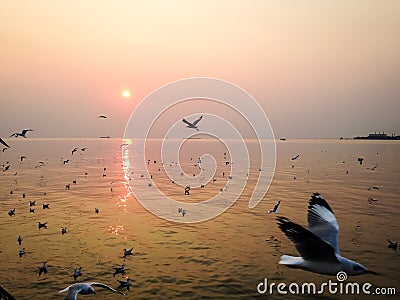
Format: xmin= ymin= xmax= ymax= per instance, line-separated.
xmin=0 ymin=138 xmax=399 ymax=299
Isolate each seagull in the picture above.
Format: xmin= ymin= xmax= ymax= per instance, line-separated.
xmin=10 ymin=129 xmax=33 ymax=138
xmin=8 ymin=208 xmax=15 ymax=216
xmin=62 ymin=227 xmax=67 ymax=235
xmin=95 ymin=208 xmax=99 ymax=214
xmin=113 ymin=264 xmax=125 ymax=277
xmin=387 ymin=239 xmax=397 ymax=251
xmin=123 ymin=248 xmax=134 ymax=258
xmin=367 ymin=164 xmax=379 ymax=171
xmin=19 ymin=248 xmax=26 ymax=257
xmin=182 ymin=116 xmax=203 ymax=131
xmin=291 ymin=154 xmax=300 ymax=160
xmin=38 ymin=261 xmax=47 ymax=276
xmin=18 ymin=235 xmax=22 ymax=245
xmin=59 ymin=282 xmax=125 ymax=299
xmin=116 ymin=277 xmax=131 ymax=291
xmin=29 ymin=200 xmax=36 ymax=206
xmin=276 ymin=193 xmax=378 ymax=276
xmin=368 ymin=186 xmax=379 ymax=191
xmin=182 ymin=209 xmax=186 ymax=217
xmin=357 ymin=157 xmax=364 ymax=165
xmin=42 ymin=203 xmax=50 ymax=209
xmin=38 ymin=221 xmax=47 ymax=229
xmin=64 ymin=159 xmax=70 ymax=164
xmin=71 ymin=148 xmax=79 ymax=155
xmin=20 ymin=156 xmax=27 ymax=162
xmin=268 ymin=200 xmax=281 ymax=213
xmin=73 ymin=267 xmax=82 ymax=281
xmin=98 ymin=115 xmax=108 ymax=118
xmin=0 ymin=137 xmax=10 ymax=148
xmin=30 ymin=208 xmax=35 ymax=213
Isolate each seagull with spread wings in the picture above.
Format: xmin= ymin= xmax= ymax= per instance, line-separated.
xmin=182 ymin=116 xmax=203 ymax=131
xmin=10 ymin=129 xmax=33 ymax=138
xmin=0 ymin=137 xmax=10 ymax=148
xmin=59 ymin=282 xmax=125 ymax=300
xmin=277 ymin=193 xmax=378 ymax=276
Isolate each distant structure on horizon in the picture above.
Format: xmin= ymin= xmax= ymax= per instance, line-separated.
xmin=354 ymin=132 xmax=400 ymax=140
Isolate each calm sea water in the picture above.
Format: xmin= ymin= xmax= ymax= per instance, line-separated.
xmin=0 ymin=138 xmax=399 ymax=299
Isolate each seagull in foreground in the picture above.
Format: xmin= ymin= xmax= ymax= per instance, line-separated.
xmin=59 ymin=282 xmax=125 ymax=300
xmin=10 ymin=129 xmax=33 ymax=138
xmin=291 ymin=154 xmax=300 ymax=160
xmin=0 ymin=137 xmax=10 ymax=148
xmin=268 ymin=200 xmax=281 ymax=213
xmin=182 ymin=116 xmax=203 ymax=131
xmin=277 ymin=193 xmax=378 ymax=276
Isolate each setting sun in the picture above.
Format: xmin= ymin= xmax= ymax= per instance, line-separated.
xmin=122 ymin=89 xmax=131 ymax=98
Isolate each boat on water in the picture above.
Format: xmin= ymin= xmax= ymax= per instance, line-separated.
xmin=354 ymin=132 xmax=400 ymax=140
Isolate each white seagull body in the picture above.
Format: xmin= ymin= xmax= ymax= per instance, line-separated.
xmin=182 ymin=116 xmax=203 ymax=131
xmin=59 ymin=282 xmax=125 ymax=300
xmin=277 ymin=193 xmax=378 ymax=276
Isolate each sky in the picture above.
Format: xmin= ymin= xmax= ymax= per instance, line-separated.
xmin=1 ymin=0 xmax=399 ymax=138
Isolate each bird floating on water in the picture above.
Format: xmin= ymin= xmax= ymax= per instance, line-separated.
xmin=277 ymin=193 xmax=378 ymax=276
xmin=113 ymin=264 xmax=125 ymax=277
xmin=59 ymin=282 xmax=125 ymax=299
xmin=73 ymin=267 xmax=82 ymax=281
xmin=38 ymin=222 xmax=47 ymax=229
xmin=38 ymin=261 xmax=47 ymax=276
xmin=18 ymin=248 xmax=26 ymax=257
xmin=18 ymin=235 xmax=22 ymax=245
xmin=123 ymin=248 xmax=134 ymax=258
xmin=62 ymin=227 xmax=67 ymax=235
xmin=116 ymin=277 xmax=131 ymax=291
xmin=8 ymin=209 xmax=15 ymax=216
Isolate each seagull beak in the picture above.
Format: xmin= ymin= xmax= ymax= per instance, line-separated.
xmin=367 ymin=270 xmax=379 ymax=275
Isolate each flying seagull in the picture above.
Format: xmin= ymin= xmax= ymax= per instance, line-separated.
xmin=59 ymin=282 xmax=125 ymax=300
xmin=268 ymin=200 xmax=281 ymax=213
xmin=387 ymin=239 xmax=397 ymax=251
xmin=0 ymin=137 xmax=10 ymax=148
xmin=291 ymin=154 xmax=300 ymax=160
xmin=277 ymin=193 xmax=378 ymax=276
xmin=98 ymin=115 xmax=107 ymax=119
xmin=182 ymin=116 xmax=203 ymax=131
xmin=10 ymin=129 xmax=33 ymax=138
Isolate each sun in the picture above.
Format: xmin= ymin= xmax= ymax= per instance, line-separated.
xmin=121 ymin=90 xmax=131 ymax=99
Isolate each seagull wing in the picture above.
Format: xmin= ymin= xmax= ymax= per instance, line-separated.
xmin=307 ymin=193 xmax=339 ymax=254
xmin=191 ymin=115 xmax=203 ymax=126
xmin=9 ymin=133 xmax=17 ymax=137
xmin=61 ymin=284 xmax=86 ymax=300
xmin=273 ymin=201 xmax=280 ymax=211
xmin=182 ymin=119 xmax=193 ymax=126
xmin=277 ymin=216 xmax=339 ymax=262
xmin=0 ymin=137 xmax=10 ymax=148
xmin=90 ymin=282 xmax=125 ymax=295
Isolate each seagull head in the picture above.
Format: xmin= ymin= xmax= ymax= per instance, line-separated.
xmin=346 ymin=260 xmax=378 ymax=276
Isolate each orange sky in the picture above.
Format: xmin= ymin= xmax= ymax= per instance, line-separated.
xmin=0 ymin=1 xmax=399 ymax=138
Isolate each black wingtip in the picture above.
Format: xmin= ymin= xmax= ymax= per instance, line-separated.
xmin=309 ymin=193 xmax=334 ymax=214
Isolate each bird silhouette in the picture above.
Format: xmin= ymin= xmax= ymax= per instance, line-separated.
xmin=10 ymin=129 xmax=33 ymax=138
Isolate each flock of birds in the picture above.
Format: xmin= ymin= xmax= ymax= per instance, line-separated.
xmin=1 ymin=119 xmax=398 ymax=298
xmin=1 ymin=126 xmax=133 ymax=299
